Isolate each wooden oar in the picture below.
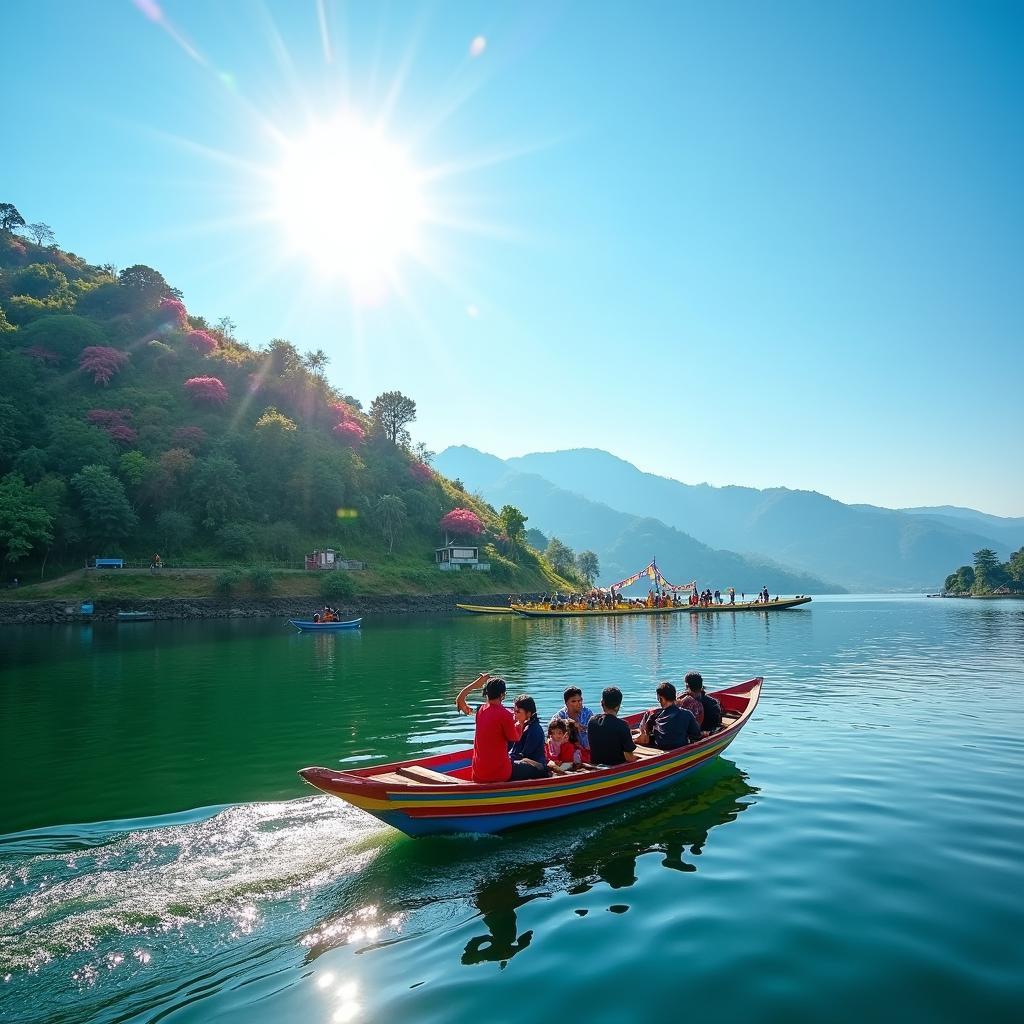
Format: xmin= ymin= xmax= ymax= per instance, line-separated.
xmin=455 ymin=672 xmax=491 ymax=716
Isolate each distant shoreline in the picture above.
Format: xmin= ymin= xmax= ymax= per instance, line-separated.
xmin=0 ymin=593 xmax=530 ymax=627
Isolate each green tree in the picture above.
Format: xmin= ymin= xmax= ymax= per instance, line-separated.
xmin=972 ymin=548 xmax=1005 ymax=592
xmin=1007 ymin=547 xmax=1024 ymax=588
xmin=499 ymin=505 xmax=528 ymax=543
xmin=0 ymin=474 xmax=54 ymax=564
xmin=375 ymin=494 xmax=407 ymax=554
xmin=248 ymin=566 xmax=275 ymax=594
xmin=576 ymin=550 xmax=600 ymax=584
xmin=217 ymin=523 xmax=253 ymax=559
xmin=25 ymin=222 xmax=55 ymax=246
xmin=304 ymin=349 xmax=329 ymax=377
xmin=320 ymin=571 xmax=354 ymax=600
xmin=70 ymin=464 xmax=137 ymax=546
xmin=545 ymin=536 xmax=576 ymax=577
xmin=47 ymin=417 xmax=116 ymax=476
xmin=17 ymin=314 xmax=107 ymax=361
xmin=118 ymin=264 xmax=172 ymax=305
xmin=189 ymin=454 xmax=249 ymax=530
xmin=369 ymin=390 xmax=416 ymax=446
xmin=11 ymin=263 xmax=68 ymax=300
xmin=155 ymin=509 xmax=194 ymax=554
xmin=0 ymin=203 xmax=25 ymax=233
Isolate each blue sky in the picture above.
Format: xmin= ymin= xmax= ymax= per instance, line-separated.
xmin=4 ymin=1 xmax=1022 ymax=515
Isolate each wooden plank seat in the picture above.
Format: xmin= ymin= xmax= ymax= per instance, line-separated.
xmin=632 ymin=744 xmax=663 ymax=757
xmin=396 ymin=765 xmax=470 ymax=785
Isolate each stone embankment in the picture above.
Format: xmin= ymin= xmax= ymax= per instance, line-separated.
xmin=0 ymin=594 xmax=531 ymax=626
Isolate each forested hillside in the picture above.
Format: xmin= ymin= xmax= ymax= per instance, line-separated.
xmin=0 ymin=205 xmax=570 ymax=595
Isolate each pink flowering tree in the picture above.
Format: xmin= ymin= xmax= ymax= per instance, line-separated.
xmin=184 ymin=376 xmax=229 ymax=406
xmin=409 ymin=461 xmax=433 ymax=484
xmin=108 ymin=424 xmax=139 ymax=445
xmin=87 ymin=408 xmax=132 ymax=428
xmin=171 ymin=425 xmax=206 ymax=450
xmin=332 ymin=420 xmax=365 ymax=446
xmin=79 ymin=346 xmax=130 ymax=385
xmin=157 ymin=296 xmax=189 ymax=329
xmin=439 ymin=508 xmax=483 ymax=538
xmin=186 ymin=329 xmax=218 ymax=355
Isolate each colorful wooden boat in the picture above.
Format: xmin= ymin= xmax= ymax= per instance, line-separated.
xmin=455 ymin=603 xmax=516 ymax=615
xmin=288 ymin=617 xmax=362 ymax=631
xmin=512 ymin=597 xmax=811 ymax=618
xmin=299 ymin=676 xmax=761 ymax=836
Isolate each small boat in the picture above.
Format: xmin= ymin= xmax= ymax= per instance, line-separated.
xmin=513 ymin=596 xmax=811 ymax=618
xmin=288 ymin=617 xmax=362 ymax=631
xmin=455 ymin=603 xmax=516 ymax=615
xmin=299 ymin=677 xmax=761 ymax=837
xmin=117 ymin=610 xmax=154 ymax=622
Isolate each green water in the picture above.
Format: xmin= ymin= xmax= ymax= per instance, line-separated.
xmin=1 ymin=597 xmax=1022 ymax=1022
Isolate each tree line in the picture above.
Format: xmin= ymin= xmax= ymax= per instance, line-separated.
xmin=944 ymin=547 xmax=1024 ymax=595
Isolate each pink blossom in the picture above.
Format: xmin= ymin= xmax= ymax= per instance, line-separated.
xmin=332 ymin=420 xmax=365 ymax=446
xmin=158 ymin=296 xmax=189 ymax=328
xmin=171 ymin=425 xmax=206 ymax=449
xmin=439 ymin=508 xmax=483 ymax=537
xmin=186 ymin=329 xmax=218 ymax=355
xmin=409 ymin=462 xmax=433 ymax=483
xmin=184 ymin=375 xmax=229 ymax=406
xmin=79 ymin=346 xmax=130 ymax=385
xmin=87 ymin=408 xmax=132 ymax=428
xmin=107 ymin=424 xmax=139 ymax=444
xmin=328 ymin=401 xmax=356 ymax=422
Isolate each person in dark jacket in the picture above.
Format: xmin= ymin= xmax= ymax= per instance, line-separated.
xmin=635 ymin=681 xmax=701 ymax=750
xmin=684 ymin=671 xmax=722 ymax=733
xmin=509 ymin=695 xmax=550 ymax=780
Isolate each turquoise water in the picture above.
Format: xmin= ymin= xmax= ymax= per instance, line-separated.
xmin=1 ymin=596 xmax=1022 ymax=1022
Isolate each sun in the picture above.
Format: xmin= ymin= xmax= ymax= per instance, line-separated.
xmin=271 ymin=116 xmax=427 ymax=291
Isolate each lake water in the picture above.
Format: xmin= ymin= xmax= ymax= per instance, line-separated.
xmin=1 ymin=596 xmax=1022 ymax=1023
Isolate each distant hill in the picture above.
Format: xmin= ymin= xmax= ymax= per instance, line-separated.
xmin=435 ymin=447 xmax=837 ymax=593
xmin=899 ymin=506 xmax=1024 ymax=552
xmin=437 ymin=446 xmax=1014 ymax=591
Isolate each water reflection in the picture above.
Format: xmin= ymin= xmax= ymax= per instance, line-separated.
xmin=461 ymin=865 xmax=544 ymax=966
xmin=303 ymin=759 xmax=756 ymax=972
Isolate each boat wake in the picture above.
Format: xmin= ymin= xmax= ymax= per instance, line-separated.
xmin=0 ymin=797 xmax=389 ymax=1019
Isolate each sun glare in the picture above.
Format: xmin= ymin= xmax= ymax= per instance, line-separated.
xmin=272 ymin=117 xmax=426 ymax=291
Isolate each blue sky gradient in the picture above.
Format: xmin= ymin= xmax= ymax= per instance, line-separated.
xmin=4 ymin=1 xmax=1022 ymax=514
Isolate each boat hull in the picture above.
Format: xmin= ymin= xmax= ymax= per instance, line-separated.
xmin=455 ymin=604 xmax=516 ymax=615
xmin=289 ymin=618 xmax=362 ymax=631
xmin=512 ymin=597 xmax=810 ymax=618
xmin=300 ymin=678 xmax=761 ymax=836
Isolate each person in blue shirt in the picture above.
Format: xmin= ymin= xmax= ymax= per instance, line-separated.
xmin=557 ymin=686 xmax=594 ymax=762
xmin=509 ymin=695 xmax=550 ymax=780
xmin=635 ymin=681 xmax=701 ymax=750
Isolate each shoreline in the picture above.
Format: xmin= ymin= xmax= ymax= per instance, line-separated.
xmin=0 ymin=594 xmax=522 ymax=626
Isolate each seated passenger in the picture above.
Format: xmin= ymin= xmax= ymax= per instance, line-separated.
xmin=635 ymin=681 xmax=701 ymax=750
xmin=684 ymin=671 xmax=722 ymax=734
xmin=587 ymin=686 xmax=639 ymax=766
xmin=509 ymin=695 xmax=550 ymax=780
xmin=546 ymin=717 xmax=581 ymax=773
xmin=676 ymin=684 xmax=704 ymax=728
xmin=558 ymin=686 xmax=594 ymax=762
xmin=461 ymin=676 xmax=518 ymax=783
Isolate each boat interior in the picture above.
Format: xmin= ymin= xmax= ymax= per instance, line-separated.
xmin=362 ymin=708 xmax=745 ymax=788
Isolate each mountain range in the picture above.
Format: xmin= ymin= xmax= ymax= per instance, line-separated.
xmin=435 ymin=447 xmax=1021 ymax=591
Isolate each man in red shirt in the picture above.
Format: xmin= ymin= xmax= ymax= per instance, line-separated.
xmin=458 ymin=675 xmax=519 ymax=783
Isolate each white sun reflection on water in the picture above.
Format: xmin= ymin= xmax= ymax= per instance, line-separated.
xmin=0 ymin=798 xmax=389 ymax=997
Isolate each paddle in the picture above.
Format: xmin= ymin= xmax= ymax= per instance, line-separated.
xmin=455 ymin=672 xmax=491 ymax=716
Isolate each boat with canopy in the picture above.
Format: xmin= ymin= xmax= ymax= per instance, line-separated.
xmin=511 ymin=560 xmax=811 ymax=617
